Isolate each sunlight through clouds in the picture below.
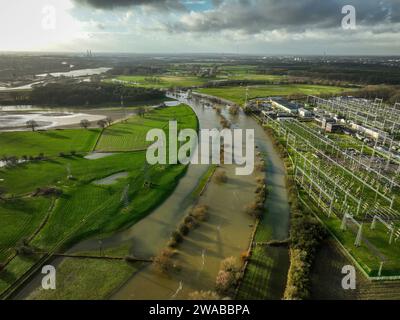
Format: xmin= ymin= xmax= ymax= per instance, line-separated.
xmin=0 ymin=0 xmax=85 ymax=51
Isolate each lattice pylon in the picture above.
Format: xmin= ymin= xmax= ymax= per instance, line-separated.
xmin=341 ymin=213 xmax=347 ymax=231
xmin=355 ymin=224 xmax=363 ymax=247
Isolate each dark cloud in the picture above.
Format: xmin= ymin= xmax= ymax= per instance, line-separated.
xmin=74 ymin=0 xmax=185 ymax=10
xmin=166 ymin=0 xmax=400 ymax=34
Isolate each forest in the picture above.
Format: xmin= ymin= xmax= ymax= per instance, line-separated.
xmin=29 ymin=82 xmax=165 ymax=106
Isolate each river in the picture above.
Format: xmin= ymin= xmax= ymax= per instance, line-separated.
xmin=15 ymin=93 xmax=290 ymax=300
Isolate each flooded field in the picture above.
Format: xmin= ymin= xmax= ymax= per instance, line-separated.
xmin=112 ymin=163 xmax=258 ymax=300
xmin=36 ymin=67 xmax=111 ymax=78
xmin=0 ymin=68 xmax=111 ymax=92
xmin=0 ymin=111 xmax=105 ymax=131
xmin=93 ymin=172 xmax=129 ymax=185
xmin=0 ymin=106 xmax=152 ymax=132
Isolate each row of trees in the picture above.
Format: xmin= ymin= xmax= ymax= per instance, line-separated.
xmin=343 ymin=85 xmax=400 ymax=104
xmin=257 ymin=62 xmax=400 ymax=85
xmin=25 ymin=116 xmax=114 ymax=132
xmin=262 ymin=122 xmax=327 ymax=300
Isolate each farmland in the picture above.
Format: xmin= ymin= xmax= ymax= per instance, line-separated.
xmin=0 ymin=104 xmax=198 ymax=297
xmin=113 ymin=75 xmax=208 ymax=88
xmin=197 ymin=85 xmax=351 ymax=106
xmin=112 ymin=67 xmax=285 ymax=89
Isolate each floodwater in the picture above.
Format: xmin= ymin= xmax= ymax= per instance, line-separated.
xmin=0 ymin=68 xmax=111 ymax=92
xmin=0 ymin=111 xmax=105 ymax=132
xmin=93 ymin=172 xmax=129 ymax=186
xmin=36 ymin=67 xmax=111 ymax=78
xmin=0 ymin=81 xmax=45 ymax=91
xmin=16 ymin=93 xmax=291 ymax=300
xmin=112 ymin=163 xmax=259 ymax=300
xmin=84 ymin=153 xmax=116 ymax=160
xmin=0 ymin=102 xmax=166 ymax=132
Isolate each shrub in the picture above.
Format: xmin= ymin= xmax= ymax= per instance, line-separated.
xmin=220 ymin=256 xmax=240 ymax=273
xmin=215 ymin=270 xmax=237 ymax=296
xmin=178 ymin=223 xmax=190 ymax=236
xmin=240 ymin=251 xmax=250 ymax=263
xmin=255 ymin=184 xmax=266 ymax=194
xmin=243 ymin=105 xmax=252 ymax=115
xmin=245 ymin=202 xmax=263 ymax=219
xmin=220 ymin=117 xmax=231 ymax=129
xmin=191 ymin=205 xmax=209 ymax=221
xmin=229 ymin=105 xmax=239 ymax=116
xmin=167 ymin=238 xmax=178 ymax=248
xmin=32 ymin=187 xmax=63 ymax=197
xmin=171 ymin=231 xmax=183 ymax=243
xmin=153 ymin=248 xmax=175 ymax=274
xmin=183 ymin=216 xmax=198 ymax=229
xmin=214 ymin=171 xmax=228 ymax=184
xmin=215 ymin=258 xmax=240 ymax=297
xmin=256 ymin=176 xmax=264 ymax=184
xmin=188 ymin=290 xmax=220 ymax=300
xmin=256 ymin=163 xmax=266 ymax=172
xmin=16 ymin=245 xmax=35 ymax=256
xmin=255 ymin=192 xmax=266 ymax=205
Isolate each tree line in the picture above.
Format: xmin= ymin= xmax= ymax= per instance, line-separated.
xmin=29 ymin=82 xmax=165 ymax=106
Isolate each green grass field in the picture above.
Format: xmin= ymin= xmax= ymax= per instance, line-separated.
xmin=0 ymin=104 xmax=198 ymax=296
xmin=28 ymin=258 xmax=141 ymax=300
xmin=198 ymin=85 xmax=352 ymax=105
xmin=96 ymin=105 xmax=197 ymax=152
xmin=0 ymin=197 xmax=52 ymax=261
xmin=314 ymin=204 xmax=400 ymax=277
xmin=219 ymin=74 xmax=285 ymax=81
xmin=114 ymin=75 xmax=208 ymax=88
xmin=112 ymin=70 xmax=285 ymax=89
xmin=0 ymin=129 xmax=100 ymax=158
xmin=26 ymin=243 xmax=140 ymax=300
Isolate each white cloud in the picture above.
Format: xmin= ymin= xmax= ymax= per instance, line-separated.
xmin=0 ymin=0 xmax=87 ymax=51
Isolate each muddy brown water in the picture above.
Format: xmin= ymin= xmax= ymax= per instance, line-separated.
xmin=15 ymin=94 xmax=290 ymax=300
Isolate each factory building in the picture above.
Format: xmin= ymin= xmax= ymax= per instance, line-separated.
xmin=270 ymin=98 xmax=300 ymax=114
xmin=298 ymin=108 xmax=313 ymax=118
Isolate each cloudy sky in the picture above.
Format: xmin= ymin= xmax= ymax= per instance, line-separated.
xmin=0 ymin=0 xmax=399 ymax=55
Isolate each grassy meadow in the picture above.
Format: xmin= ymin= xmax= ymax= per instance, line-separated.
xmin=0 ymin=104 xmax=198 ymax=297
xmin=114 ymin=75 xmax=208 ymax=88
xmin=96 ymin=105 xmax=197 ymax=152
xmin=0 ymin=129 xmax=100 ymax=158
xmin=198 ymin=84 xmax=352 ymax=105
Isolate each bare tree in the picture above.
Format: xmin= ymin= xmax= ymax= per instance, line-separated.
xmin=229 ymin=105 xmax=239 ymax=116
xmin=80 ymin=119 xmax=90 ymax=129
xmin=137 ymin=106 xmax=146 ymax=117
xmin=214 ymin=171 xmax=228 ymax=184
xmin=153 ymin=248 xmax=175 ymax=274
xmin=97 ymin=119 xmax=107 ymax=129
xmin=105 ymin=116 xmax=113 ymax=126
xmin=26 ymin=120 xmax=38 ymax=132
